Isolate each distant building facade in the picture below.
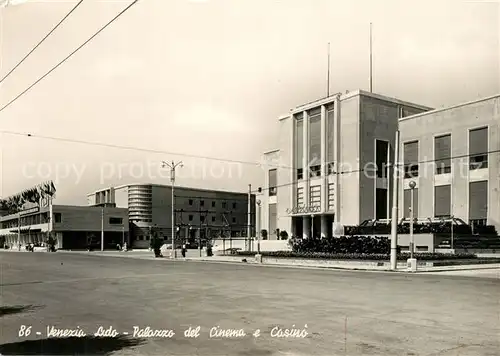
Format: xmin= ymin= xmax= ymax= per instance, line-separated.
xmin=259 ymin=89 xmax=432 ymax=239
xmin=88 ymin=183 xmax=256 ymax=248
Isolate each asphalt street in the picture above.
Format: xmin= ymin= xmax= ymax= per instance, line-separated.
xmin=0 ymin=252 xmax=499 ymax=355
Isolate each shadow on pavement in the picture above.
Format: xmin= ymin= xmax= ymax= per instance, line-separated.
xmin=0 ymin=305 xmax=43 ymax=317
xmin=0 ymin=336 xmax=145 ymax=355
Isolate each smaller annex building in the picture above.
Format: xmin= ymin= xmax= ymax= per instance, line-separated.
xmin=0 ymin=182 xmax=128 ymax=250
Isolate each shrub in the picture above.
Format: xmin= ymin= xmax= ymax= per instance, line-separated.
xmin=279 ymin=230 xmax=289 ymax=240
xmin=261 ymin=230 xmax=268 ymax=240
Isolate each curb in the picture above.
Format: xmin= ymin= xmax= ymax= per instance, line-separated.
xmin=415 ymin=266 xmax=500 ymax=273
xmin=7 ymin=250 xmax=498 ymax=274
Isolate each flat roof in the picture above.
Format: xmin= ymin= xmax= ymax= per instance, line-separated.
xmin=291 ymin=89 xmax=433 ymax=114
xmin=90 ymin=183 xmax=253 ymax=197
xmin=399 ymin=92 xmax=500 ymax=122
xmin=0 ymin=204 xmax=126 ymax=221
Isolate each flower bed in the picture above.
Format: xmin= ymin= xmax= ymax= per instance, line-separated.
xmin=236 ymin=250 xmax=477 ymax=261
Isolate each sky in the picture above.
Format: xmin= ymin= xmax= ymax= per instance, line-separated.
xmin=0 ymin=0 xmax=498 ymax=205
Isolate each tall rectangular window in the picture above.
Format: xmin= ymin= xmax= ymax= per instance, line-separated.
xmin=434 ymin=185 xmax=451 ymax=218
xmin=328 ymin=183 xmax=335 ymax=211
xmin=469 ymin=181 xmax=488 ymax=225
xmin=435 ymin=134 xmax=451 ymax=174
xmin=295 ymin=114 xmax=304 ymax=180
xmin=268 ymin=169 xmax=277 ymax=196
xmin=269 ymin=203 xmax=277 ymax=238
xmin=469 ymin=127 xmax=488 ymax=170
xmin=403 ymin=141 xmax=419 ymax=178
xmin=326 ymin=104 xmax=335 ymax=174
xmin=376 ymin=189 xmax=388 ymax=219
xmin=297 ymin=187 xmax=304 ymax=207
xmin=308 ymin=107 xmax=321 ymax=177
xmin=403 ymin=188 xmax=419 ymax=219
xmin=309 ymin=185 xmax=321 ymax=207
xmin=375 ymin=140 xmax=389 ymax=178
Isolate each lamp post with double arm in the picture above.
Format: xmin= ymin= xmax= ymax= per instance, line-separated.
xmin=161 ymin=160 xmax=183 ymax=259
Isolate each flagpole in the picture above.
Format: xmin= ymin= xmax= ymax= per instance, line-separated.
xmin=327 ymin=42 xmax=330 ymax=97
xmin=369 ymin=22 xmax=373 ymax=93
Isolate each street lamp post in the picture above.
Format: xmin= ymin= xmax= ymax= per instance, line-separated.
xmin=409 ymin=180 xmax=416 ymax=259
xmin=450 ymin=215 xmax=454 ymax=251
xmin=162 ymin=160 xmax=183 ymax=259
xmin=17 ymin=211 xmax=21 ymax=251
xmin=310 ymin=214 xmax=314 ymax=239
xmin=256 ymin=200 xmax=261 ymax=254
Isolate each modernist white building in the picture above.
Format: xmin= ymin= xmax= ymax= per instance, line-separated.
xmin=259 ymin=89 xmax=431 ymax=239
xmin=260 ymin=90 xmax=500 ymax=239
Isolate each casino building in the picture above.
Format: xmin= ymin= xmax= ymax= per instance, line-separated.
xmin=259 ymin=90 xmax=500 ymax=239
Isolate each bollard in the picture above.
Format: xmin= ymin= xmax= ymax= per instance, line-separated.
xmin=407 ymin=258 xmax=417 ymax=272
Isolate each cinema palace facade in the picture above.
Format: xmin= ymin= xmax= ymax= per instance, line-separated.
xmin=259 ymin=89 xmax=500 ymax=240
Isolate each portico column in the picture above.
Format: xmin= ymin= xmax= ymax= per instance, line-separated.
xmin=320 ymin=215 xmax=327 ymax=239
xmin=302 ymin=216 xmax=310 ymax=239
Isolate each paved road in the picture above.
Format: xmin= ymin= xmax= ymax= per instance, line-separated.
xmin=0 ymin=252 xmax=499 ymax=355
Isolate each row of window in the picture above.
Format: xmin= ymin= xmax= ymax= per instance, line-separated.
xmin=290 ymin=127 xmax=489 ymax=182
xmin=401 ymin=181 xmax=488 ymax=220
xmin=51 ymin=213 xmax=124 ymax=225
xmin=185 ymin=215 xmax=238 ymax=224
xmin=188 ymin=199 xmax=238 ymax=209
xmin=293 ymin=105 xmax=336 ymax=175
xmin=403 ymin=127 xmax=488 ymax=178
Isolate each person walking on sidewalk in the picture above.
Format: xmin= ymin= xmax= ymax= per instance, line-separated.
xmin=181 ymin=244 xmax=186 ymax=258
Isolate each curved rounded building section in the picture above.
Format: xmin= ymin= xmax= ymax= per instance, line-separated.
xmin=87 ymin=183 xmax=256 ymax=249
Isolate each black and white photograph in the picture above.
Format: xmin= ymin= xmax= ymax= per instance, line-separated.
xmin=0 ymin=0 xmax=499 ymax=355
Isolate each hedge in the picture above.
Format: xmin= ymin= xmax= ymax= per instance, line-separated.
xmin=236 ymin=250 xmax=478 ymax=261
xmin=289 ymin=236 xmax=390 ymax=254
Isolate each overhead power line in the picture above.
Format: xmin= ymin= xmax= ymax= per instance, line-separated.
xmin=0 ymin=0 xmax=140 ymax=114
xmin=0 ymin=0 xmax=85 ymax=85
xmin=0 ymin=129 xmax=291 ymax=169
xmin=2 ymin=129 xmax=498 ymax=195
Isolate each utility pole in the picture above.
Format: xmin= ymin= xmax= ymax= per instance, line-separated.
xmin=162 ymin=160 xmax=183 ymax=259
xmin=247 ymin=184 xmax=251 ymax=250
xmin=390 ymin=130 xmax=401 ymax=270
xmin=101 ymin=206 xmax=104 ymax=251
xmin=17 ymin=211 xmax=21 ymax=251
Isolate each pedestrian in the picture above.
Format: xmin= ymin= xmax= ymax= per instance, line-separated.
xmin=123 ymin=242 xmax=127 ymax=251
xmin=181 ymin=244 xmax=186 ymax=258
